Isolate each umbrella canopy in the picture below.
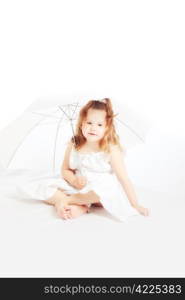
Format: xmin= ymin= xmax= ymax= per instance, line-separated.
xmin=0 ymin=95 xmax=151 ymax=173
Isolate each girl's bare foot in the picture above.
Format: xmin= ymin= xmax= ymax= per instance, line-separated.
xmin=54 ymin=196 xmax=89 ymax=220
xmin=68 ymin=205 xmax=89 ymax=219
xmin=54 ymin=194 xmax=71 ymax=220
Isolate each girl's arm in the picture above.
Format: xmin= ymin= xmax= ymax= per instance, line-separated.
xmin=61 ymin=142 xmax=87 ymax=189
xmin=109 ymin=145 xmax=140 ymax=208
xmin=61 ymin=142 xmax=76 ymax=185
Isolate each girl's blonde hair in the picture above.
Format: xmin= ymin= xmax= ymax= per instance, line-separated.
xmin=71 ymin=98 xmax=123 ymax=153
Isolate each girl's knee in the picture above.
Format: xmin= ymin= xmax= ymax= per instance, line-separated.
xmin=45 ymin=189 xmax=65 ymax=205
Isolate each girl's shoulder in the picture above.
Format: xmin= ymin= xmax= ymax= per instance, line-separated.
xmin=65 ymin=140 xmax=75 ymax=156
xmin=67 ymin=140 xmax=76 ymax=149
xmin=109 ymin=143 xmax=122 ymax=152
xmin=109 ymin=143 xmax=126 ymax=156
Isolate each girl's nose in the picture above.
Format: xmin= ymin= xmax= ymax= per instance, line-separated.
xmin=90 ymin=124 xmax=95 ymax=129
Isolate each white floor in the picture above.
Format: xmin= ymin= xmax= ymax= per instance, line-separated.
xmin=0 ymin=184 xmax=184 ymax=278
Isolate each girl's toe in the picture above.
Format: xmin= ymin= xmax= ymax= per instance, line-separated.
xmin=66 ymin=211 xmax=71 ymax=219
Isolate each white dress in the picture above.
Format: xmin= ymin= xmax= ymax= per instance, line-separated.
xmin=17 ymin=147 xmax=140 ymax=222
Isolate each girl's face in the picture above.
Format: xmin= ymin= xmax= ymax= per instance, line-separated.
xmin=81 ymin=108 xmax=107 ymax=143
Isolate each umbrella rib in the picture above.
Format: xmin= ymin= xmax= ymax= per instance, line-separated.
xmin=116 ymin=118 xmax=144 ymax=142
xmin=71 ymin=101 xmax=80 ymax=119
xmin=52 ymin=104 xmax=79 ymax=171
xmin=70 ymin=102 xmax=79 ymax=146
xmin=53 ymin=115 xmax=64 ymax=173
xmin=58 ymin=103 xmax=81 ymax=120
xmin=59 ymin=103 xmax=79 ymax=146
xmin=70 ymin=121 xmax=76 ymax=145
xmin=31 ymin=111 xmax=61 ymax=120
xmin=58 ymin=106 xmax=71 ymax=120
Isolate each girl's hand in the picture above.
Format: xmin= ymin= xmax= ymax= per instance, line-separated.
xmin=135 ymin=205 xmax=149 ymax=216
xmin=72 ymin=176 xmax=87 ymax=190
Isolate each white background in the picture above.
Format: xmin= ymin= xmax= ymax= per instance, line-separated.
xmin=0 ymin=0 xmax=184 ymax=131
xmin=0 ymin=0 xmax=185 ymax=195
xmin=0 ymin=0 xmax=185 ymax=277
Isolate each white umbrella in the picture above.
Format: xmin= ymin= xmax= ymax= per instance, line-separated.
xmin=0 ymin=96 xmax=151 ymax=174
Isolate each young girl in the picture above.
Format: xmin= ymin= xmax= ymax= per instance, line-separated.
xmin=45 ymin=98 xmax=149 ymax=221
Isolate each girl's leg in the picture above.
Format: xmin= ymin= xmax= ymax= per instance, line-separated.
xmin=67 ymin=191 xmax=100 ymax=205
xmin=44 ymin=188 xmax=66 ymax=205
xmin=46 ymin=189 xmax=100 ymax=206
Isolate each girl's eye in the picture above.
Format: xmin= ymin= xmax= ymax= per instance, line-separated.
xmin=86 ymin=122 xmax=102 ymax=126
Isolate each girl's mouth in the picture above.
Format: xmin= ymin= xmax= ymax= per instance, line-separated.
xmin=88 ymin=133 xmax=97 ymax=136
